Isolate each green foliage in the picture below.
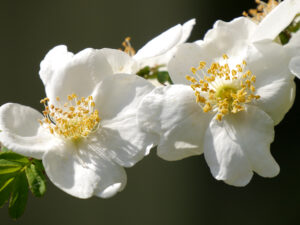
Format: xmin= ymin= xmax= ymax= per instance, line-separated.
xmin=25 ymin=163 xmax=46 ymax=197
xmin=9 ymin=173 xmax=28 ymax=219
xmin=137 ymin=65 xmax=173 ymax=85
xmin=0 ymin=151 xmax=46 ymax=219
xmin=279 ymin=14 xmax=300 ymax=45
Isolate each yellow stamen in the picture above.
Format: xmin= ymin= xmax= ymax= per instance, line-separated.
xmin=121 ymin=36 xmax=136 ymax=56
xmin=185 ymin=54 xmax=260 ymax=121
xmin=243 ymin=0 xmax=279 ymax=23
xmin=39 ymin=94 xmax=101 ymax=141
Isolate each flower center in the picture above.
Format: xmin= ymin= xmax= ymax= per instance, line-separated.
xmin=243 ymin=0 xmax=279 ymax=23
xmin=121 ymin=36 xmax=136 ymax=57
xmin=186 ymin=54 xmax=260 ymax=121
xmin=39 ymin=94 xmax=100 ymax=141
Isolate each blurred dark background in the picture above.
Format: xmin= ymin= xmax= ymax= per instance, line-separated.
xmin=0 ymin=0 xmax=299 ymax=224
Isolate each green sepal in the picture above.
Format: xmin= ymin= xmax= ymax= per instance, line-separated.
xmin=25 ymin=163 xmax=46 ymax=197
xmin=0 ymin=159 xmax=22 ymax=174
xmin=31 ymin=159 xmax=44 ymax=172
xmin=137 ymin=66 xmax=151 ymax=77
xmin=8 ymin=172 xmax=28 ymax=219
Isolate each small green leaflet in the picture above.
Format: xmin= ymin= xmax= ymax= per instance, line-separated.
xmin=25 ymin=163 xmax=46 ymax=197
xmin=137 ymin=65 xmax=173 ymax=85
xmin=0 ymin=151 xmax=47 ymax=219
xmin=279 ymin=14 xmax=300 ymax=45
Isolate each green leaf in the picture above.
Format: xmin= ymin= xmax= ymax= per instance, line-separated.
xmin=25 ymin=164 xmax=46 ymax=197
xmin=9 ymin=172 xmax=28 ymax=219
xmin=32 ymin=159 xmax=44 ymax=172
xmin=0 ymin=176 xmax=14 ymax=207
xmin=0 ymin=159 xmax=22 ymax=174
xmin=0 ymin=152 xmax=29 ymax=164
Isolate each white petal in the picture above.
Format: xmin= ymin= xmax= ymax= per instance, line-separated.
xmin=43 ymin=142 xmax=127 ymax=199
xmin=252 ymin=0 xmax=300 ymax=42
xmin=137 ymin=85 xmax=212 ymax=160
xmin=204 ymin=106 xmax=279 ymax=187
xmin=92 ymin=74 xmax=156 ymax=167
xmin=39 ymin=45 xmax=74 ymax=86
xmin=94 ymin=116 xmax=156 ymax=167
xmin=246 ymin=41 xmax=296 ymax=124
xmin=0 ymin=103 xmax=59 ymax=159
xmin=93 ymin=74 xmax=154 ymax=120
xmin=255 ymin=78 xmax=296 ymax=125
xmin=179 ymin=18 xmax=196 ymax=44
xmin=41 ymin=47 xmax=113 ymax=104
xmin=289 ymin=55 xmax=300 ymax=79
xmin=203 ymin=17 xmax=257 ymax=57
xmin=134 ymin=25 xmax=181 ymax=60
xmin=134 ymin=19 xmax=196 ymax=70
xmin=98 ymin=48 xmax=138 ymax=74
xmin=168 ymin=43 xmax=205 ymax=85
xmin=157 ymin=112 xmax=211 ymax=161
xmin=248 ymin=41 xmax=291 ymax=86
xmin=134 ymin=19 xmax=195 ymax=60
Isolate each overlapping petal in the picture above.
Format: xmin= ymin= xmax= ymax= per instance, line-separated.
xmin=137 ymin=85 xmax=211 ymax=160
xmin=92 ymin=74 xmax=156 ymax=167
xmin=98 ymin=48 xmax=138 ymax=74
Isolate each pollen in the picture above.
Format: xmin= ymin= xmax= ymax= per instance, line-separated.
xmin=121 ymin=36 xmax=136 ymax=57
xmin=243 ymin=0 xmax=279 ymax=23
xmin=185 ymin=54 xmax=260 ymax=121
xmin=39 ymin=94 xmax=100 ymax=141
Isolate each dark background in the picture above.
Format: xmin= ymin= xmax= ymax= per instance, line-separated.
xmin=0 ymin=0 xmax=299 ymax=224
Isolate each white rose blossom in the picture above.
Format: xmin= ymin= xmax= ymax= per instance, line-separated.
xmin=0 ymin=45 xmax=156 ymax=199
xmin=137 ymin=17 xmax=296 ymax=186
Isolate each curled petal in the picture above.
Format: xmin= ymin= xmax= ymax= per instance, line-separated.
xmin=138 ymin=85 xmax=211 ymax=160
xmin=0 ymin=103 xmax=59 ymax=159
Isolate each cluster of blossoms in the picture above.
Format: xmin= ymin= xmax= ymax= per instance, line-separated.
xmin=0 ymin=0 xmax=299 ymax=199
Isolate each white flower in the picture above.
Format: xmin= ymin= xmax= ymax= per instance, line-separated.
xmin=0 ymin=45 xmax=155 ymax=198
xmin=251 ymin=0 xmax=300 ymax=42
xmin=138 ymin=17 xmax=296 ymax=186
